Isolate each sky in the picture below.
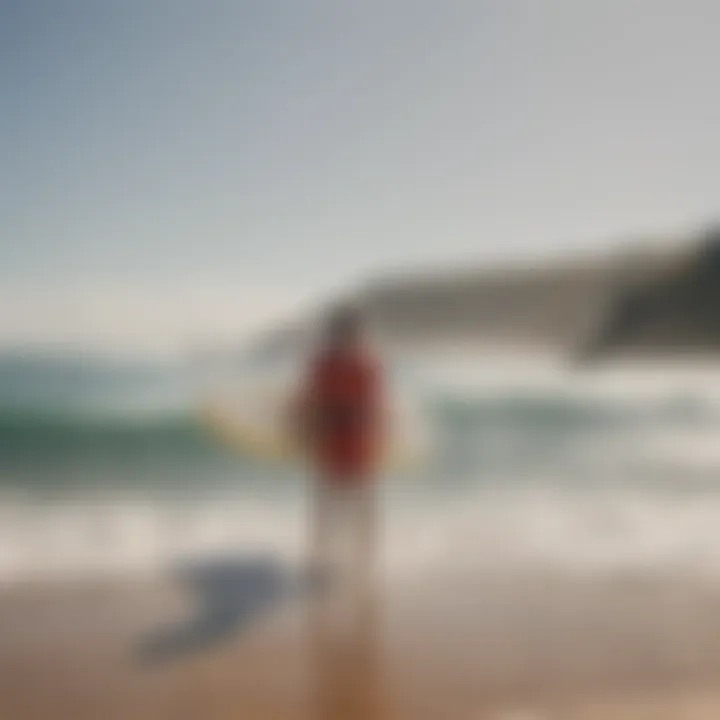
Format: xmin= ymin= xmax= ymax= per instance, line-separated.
xmin=2 ymin=0 xmax=719 ymax=351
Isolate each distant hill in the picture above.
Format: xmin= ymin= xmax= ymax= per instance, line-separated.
xmin=580 ymin=228 xmax=720 ymax=360
xmin=250 ymin=228 xmax=720 ymax=362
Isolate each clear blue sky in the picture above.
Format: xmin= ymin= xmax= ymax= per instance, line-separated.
xmin=2 ymin=1 xmax=719 ymax=349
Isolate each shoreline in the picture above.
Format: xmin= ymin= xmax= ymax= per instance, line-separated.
xmin=5 ymin=564 xmax=720 ymax=718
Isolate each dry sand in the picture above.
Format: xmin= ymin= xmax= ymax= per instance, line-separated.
xmin=3 ymin=563 xmax=720 ymax=718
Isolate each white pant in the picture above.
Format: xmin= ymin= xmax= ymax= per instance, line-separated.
xmin=309 ymin=482 xmax=378 ymax=590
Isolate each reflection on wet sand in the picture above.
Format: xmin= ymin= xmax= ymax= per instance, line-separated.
xmin=308 ymin=586 xmax=387 ymax=720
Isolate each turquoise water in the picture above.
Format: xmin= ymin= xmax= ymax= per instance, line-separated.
xmin=0 ymin=351 xmax=432 ymax=495
xmin=0 ymin=351 xmax=707 ymax=491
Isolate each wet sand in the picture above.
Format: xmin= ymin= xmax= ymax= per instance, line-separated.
xmin=4 ymin=563 xmax=720 ymax=718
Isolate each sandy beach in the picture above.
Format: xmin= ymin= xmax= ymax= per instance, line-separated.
xmin=4 ymin=563 xmax=720 ymax=719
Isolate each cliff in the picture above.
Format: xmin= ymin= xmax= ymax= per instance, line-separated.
xmin=581 ymin=229 xmax=720 ymax=360
xmin=250 ymin=228 xmax=720 ymax=362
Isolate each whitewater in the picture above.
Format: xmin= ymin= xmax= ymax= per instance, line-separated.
xmin=2 ymin=350 xmax=720 ymax=584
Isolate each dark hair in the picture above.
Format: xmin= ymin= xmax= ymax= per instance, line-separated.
xmin=325 ymin=303 xmax=363 ymax=343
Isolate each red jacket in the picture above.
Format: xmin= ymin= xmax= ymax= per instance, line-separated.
xmin=301 ymin=347 xmax=383 ymax=481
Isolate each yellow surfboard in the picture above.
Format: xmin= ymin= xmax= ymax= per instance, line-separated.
xmin=198 ymin=380 xmax=431 ymax=472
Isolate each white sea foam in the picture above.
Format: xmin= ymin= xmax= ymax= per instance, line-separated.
xmin=3 ymin=354 xmax=720 ymax=585
xmin=4 ymin=483 xmax=720 ymax=584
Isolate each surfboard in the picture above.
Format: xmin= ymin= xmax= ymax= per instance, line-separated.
xmin=198 ymin=378 xmax=431 ymax=472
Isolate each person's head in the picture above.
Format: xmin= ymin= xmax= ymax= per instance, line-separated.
xmin=323 ymin=303 xmax=364 ymax=350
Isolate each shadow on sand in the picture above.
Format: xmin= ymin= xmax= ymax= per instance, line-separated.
xmin=136 ymin=553 xmax=306 ymax=665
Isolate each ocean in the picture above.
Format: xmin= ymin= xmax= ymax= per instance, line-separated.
xmin=2 ymin=348 xmax=720 ymax=584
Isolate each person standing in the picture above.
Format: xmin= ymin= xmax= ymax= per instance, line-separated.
xmin=290 ymin=304 xmax=389 ymax=719
xmin=291 ymin=304 xmax=386 ymax=597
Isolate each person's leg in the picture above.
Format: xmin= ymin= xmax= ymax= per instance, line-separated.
xmin=308 ymin=481 xmax=336 ymax=720
xmin=354 ymin=480 xmax=379 ymax=604
xmin=307 ymin=481 xmax=328 ymax=576
xmin=307 ymin=479 xmax=335 ymax=705
xmin=309 ymin=479 xmax=334 ymax=581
